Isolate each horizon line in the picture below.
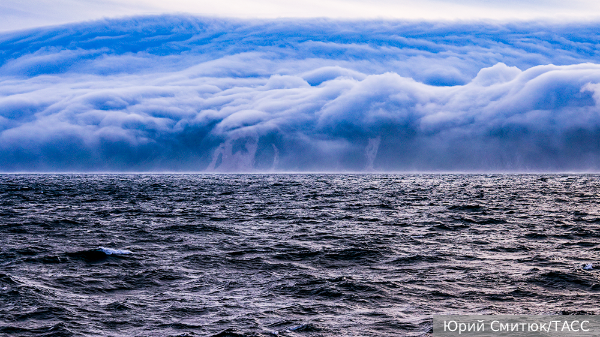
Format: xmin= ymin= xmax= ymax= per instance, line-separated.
xmin=1 ymin=171 xmax=599 ymax=175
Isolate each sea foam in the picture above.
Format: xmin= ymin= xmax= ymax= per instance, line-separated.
xmin=98 ymin=247 xmax=132 ymax=255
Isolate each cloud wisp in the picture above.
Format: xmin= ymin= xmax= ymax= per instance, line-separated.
xmin=1 ymin=16 xmax=600 ymax=172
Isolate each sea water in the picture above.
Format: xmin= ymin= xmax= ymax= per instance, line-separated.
xmin=1 ymin=174 xmax=599 ymax=336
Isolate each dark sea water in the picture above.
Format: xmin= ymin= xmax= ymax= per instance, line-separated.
xmin=1 ymin=174 xmax=600 ymax=337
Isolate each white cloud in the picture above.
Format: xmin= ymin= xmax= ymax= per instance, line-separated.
xmin=2 ymin=17 xmax=600 ymax=171
xmin=2 ymin=61 xmax=600 ymax=171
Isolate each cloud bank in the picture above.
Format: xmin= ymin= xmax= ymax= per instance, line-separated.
xmin=1 ymin=16 xmax=600 ymax=172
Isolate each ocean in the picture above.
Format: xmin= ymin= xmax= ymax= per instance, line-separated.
xmin=1 ymin=174 xmax=599 ymax=336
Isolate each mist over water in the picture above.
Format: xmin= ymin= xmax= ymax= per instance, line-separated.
xmin=1 ymin=174 xmax=599 ymax=336
xmin=2 ymin=17 xmax=600 ymax=172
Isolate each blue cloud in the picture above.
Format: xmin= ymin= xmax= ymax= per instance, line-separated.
xmin=1 ymin=16 xmax=600 ymax=171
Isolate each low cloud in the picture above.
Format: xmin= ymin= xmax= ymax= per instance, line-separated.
xmin=1 ymin=16 xmax=600 ymax=171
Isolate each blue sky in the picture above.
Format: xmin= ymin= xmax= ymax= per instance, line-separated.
xmin=1 ymin=4 xmax=600 ymax=171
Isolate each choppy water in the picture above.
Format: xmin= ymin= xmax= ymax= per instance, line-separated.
xmin=1 ymin=174 xmax=600 ymax=337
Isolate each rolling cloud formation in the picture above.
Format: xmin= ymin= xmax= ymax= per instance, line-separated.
xmin=1 ymin=16 xmax=600 ymax=171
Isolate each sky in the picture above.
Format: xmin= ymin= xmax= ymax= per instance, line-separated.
xmin=3 ymin=0 xmax=600 ymax=32
xmin=1 ymin=2 xmax=600 ymax=172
